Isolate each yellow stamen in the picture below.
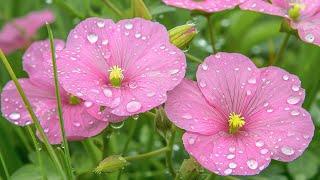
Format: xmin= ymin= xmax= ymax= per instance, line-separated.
xmin=68 ymin=95 xmax=82 ymax=105
xmin=288 ymin=3 xmax=305 ymax=21
xmin=108 ymin=65 xmax=124 ymax=88
xmin=228 ymin=112 xmax=245 ymax=134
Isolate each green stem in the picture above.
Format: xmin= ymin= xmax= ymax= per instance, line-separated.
xmin=165 ymin=127 xmax=176 ymax=177
xmin=274 ymin=33 xmax=291 ymax=66
xmin=82 ymin=140 xmax=100 ymax=165
xmin=46 ymin=24 xmax=74 ymax=180
xmin=206 ymin=15 xmax=216 ymax=54
xmin=26 ymin=127 xmax=47 ymax=180
xmin=14 ymin=128 xmax=33 ymax=153
xmin=0 ymin=148 xmax=10 ymax=180
xmin=125 ymin=147 xmax=169 ymax=162
xmin=101 ymin=0 xmax=124 ymax=17
xmin=204 ymin=173 xmax=215 ymax=180
xmin=185 ymin=53 xmax=203 ymax=64
xmin=54 ymin=0 xmax=85 ymax=19
xmin=117 ymin=118 xmax=138 ymax=180
xmin=0 ymin=49 xmax=67 ymax=179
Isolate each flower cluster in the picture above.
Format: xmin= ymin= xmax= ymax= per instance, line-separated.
xmin=0 ymin=0 xmax=317 ymax=177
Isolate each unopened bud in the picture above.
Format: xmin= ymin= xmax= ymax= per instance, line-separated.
xmin=169 ymin=23 xmax=197 ymax=49
xmin=95 ymin=155 xmax=128 ymax=173
xmin=176 ymin=158 xmax=201 ymax=180
xmin=132 ymin=0 xmax=152 ymax=20
xmin=155 ymin=107 xmax=172 ymax=139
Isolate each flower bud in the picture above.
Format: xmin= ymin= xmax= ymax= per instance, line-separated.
xmin=132 ymin=0 xmax=152 ymax=20
xmin=95 ymin=155 xmax=128 ymax=173
xmin=169 ymin=23 xmax=197 ymax=49
xmin=176 ymin=158 xmax=201 ymax=179
xmin=155 ymin=107 xmax=172 ymax=139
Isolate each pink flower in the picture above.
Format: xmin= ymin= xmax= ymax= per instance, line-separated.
xmin=240 ymin=0 xmax=320 ymax=46
xmin=162 ymin=0 xmax=243 ymax=13
xmin=57 ymin=18 xmax=186 ymax=116
xmin=165 ymin=52 xmax=314 ymax=175
xmin=0 ymin=10 xmax=55 ymax=54
xmin=1 ymin=40 xmax=122 ymax=144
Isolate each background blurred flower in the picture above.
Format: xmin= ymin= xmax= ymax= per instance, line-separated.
xmin=0 ymin=10 xmax=54 ymax=54
xmin=240 ymin=0 xmax=320 ymax=46
xmin=57 ymin=18 xmax=186 ymax=116
xmin=0 ymin=40 xmax=122 ymax=144
xmin=165 ymin=52 xmax=314 ymax=175
xmin=162 ymin=0 xmax=243 ymax=13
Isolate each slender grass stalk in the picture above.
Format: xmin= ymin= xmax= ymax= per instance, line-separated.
xmin=82 ymin=140 xmax=100 ymax=165
xmin=124 ymin=147 xmax=169 ymax=161
xmin=185 ymin=53 xmax=202 ymax=64
xmin=117 ymin=118 xmax=138 ymax=179
xmin=46 ymin=24 xmax=74 ymax=180
xmin=14 ymin=128 xmax=33 ymax=152
xmin=0 ymin=148 xmax=10 ymax=180
xmin=0 ymin=49 xmax=67 ymax=179
xmin=206 ymin=15 xmax=216 ymax=54
xmin=26 ymin=126 xmax=47 ymax=180
xmin=165 ymin=127 xmax=176 ymax=177
xmin=101 ymin=0 xmax=124 ymax=17
xmin=275 ymin=33 xmax=291 ymax=66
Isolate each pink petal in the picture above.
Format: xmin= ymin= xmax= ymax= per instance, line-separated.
xmin=1 ymin=79 xmax=56 ymax=126
xmin=39 ymin=104 xmax=108 ymax=144
xmin=240 ymin=0 xmax=288 ymax=17
xmin=196 ymin=52 xmax=261 ymax=117
xmin=245 ymin=67 xmax=314 ymax=162
xmin=58 ymin=18 xmax=186 ymax=116
xmin=295 ymin=12 xmax=320 ymax=46
xmin=183 ymin=132 xmax=271 ymax=176
xmin=162 ymin=0 xmax=242 ymax=13
xmin=23 ymin=39 xmax=65 ymax=85
xmin=0 ymin=10 xmax=55 ymax=54
xmin=165 ymin=79 xmax=226 ymax=135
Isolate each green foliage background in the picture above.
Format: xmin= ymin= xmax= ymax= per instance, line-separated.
xmin=0 ymin=0 xmax=320 ymax=179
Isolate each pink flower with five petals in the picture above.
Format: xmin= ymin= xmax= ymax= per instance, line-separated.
xmin=240 ymin=0 xmax=320 ymax=46
xmin=165 ymin=52 xmax=314 ymax=175
xmin=57 ymin=18 xmax=186 ymax=116
xmin=162 ymin=0 xmax=243 ymax=13
xmin=0 ymin=10 xmax=55 ymax=54
xmin=1 ymin=40 xmax=122 ymax=144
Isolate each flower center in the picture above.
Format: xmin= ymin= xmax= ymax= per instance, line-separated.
xmin=68 ymin=95 xmax=82 ymax=105
xmin=228 ymin=112 xmax=245 ymax=134
xmin=108 ymin=65 xmax=124 ymax=88
xmin=288 ymin=3 xmax=304 ymax=21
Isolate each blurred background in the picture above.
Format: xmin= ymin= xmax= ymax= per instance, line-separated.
xmin=0 ymin=0 xmax=320 ymax=179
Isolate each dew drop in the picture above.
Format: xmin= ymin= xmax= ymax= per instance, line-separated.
xmin=229 ymin=162 xmax=237 ymax=169
xmin=248 ymin=78 xmax=256 ymax=84
xmin=281 ymin=146 xmax=294 ymax=155
xmin=291 ymin=85 xmax=300 ymax=92
xmin=247 ymin=159 xmax=258 ymax=170
xmin=97 ymin=21 xmax=105 ymax=28
xmin=135 ymin=33 xmax=141 ymax=39
xmin=103 ymin=88 xmax=113 ymax=97
xmin=224 ymin=168 xmax=232 ymax=175
xmin=87 ymin=34 xmax=98 ymax=44
xmin=126 ymin=101 xmax=142 ymax=113
xmin=255 ymin=140 xmax=264 ymax=147
xmin=182 ymin=114 xmax=192 ymax=120
xmin=111 ymin=121 xmax=124 ymax=129
xmin=84 ymin=101 xmax=93 ymax=108
xmin=305 ymin=34 xmax=315 ymax=43
xmin=147 ymin=92 xmax=156 ymax=97
xmin=188 ymin=137 xmax=195 ymax=145
xmin=9 ymin=112 xmax=21 ymax=120
xmin=282 ymin=75 xmax=289 ymax=81
xmin=124 ymin=22 xmax=133 ymax=30
xmin=290 ymin=110 xmax=300 ymax=116
xmin=287 ymin=96 xmax=300 ymax=105
xmin=102 ymin=39 xmax=109 ymax=45
xmin=73 ymin=122 xmax=81 ymax=127
xmin=199 ymin=80 xmax=207 ymax=88
xmin=227 ymin=154 xmax=235 ymax=159
xmin=169 ymin=69 xmax=179 ymax=75
xmin=260 ymin=149 xmax=268 ymax=155
xmin=201 ymin=63 xmax=208 ymax=70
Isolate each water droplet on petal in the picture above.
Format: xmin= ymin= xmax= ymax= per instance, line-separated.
xmin=102 ymin=39 xmax=109 ymax=45
xmin=188 ymin=137 xmax=195 ymax=145
xmin=305 ymin=34 xmax=315 ymax=43
xmin=135 ymin=33 xmax=141 ymax=39
xmin=282 ymin=75 xmax=289 ymax=81
xmin=281 ymin=146 xmax=294 ymax=155
xmin=291 ymin=85 xmax=300 ymax=92
xmin=201 ymin=63 xmax=208 ymax=70
xmin=260 ymin=149 xmax=268 ymax=155
xmin=227 ymin=154 xmax=235 ymax=159
xmin=111 ymin=121 xmax=124 ymax=129
xmin=126 ymin=101 xmax=142 ymax=113
xmin=97 ymin=21 xmax=105 ymax=28
xmin=229 ymin=162 xmax=237 ymax=169
xmin=84 ymin=101 xmax=93 ymax=108
xmin=73 ymin=122 xmax=81 ymax=127
xmin=182 ymin=114 xmax=192 ymax=120
xmin=247 ymin=159 xmax=258 ymax=170
xmin=199 ymin=80 xmax=207 ymax=88
xmin=9 ymin=112 xmax=21 ymax=120
xmin=248 ymin=78 xmax=256 ymax=84
xmin=147 ymin=92 xmax=155 ymax=97
xmin=255 ymin=140 xmax=264 ymax=147
xmin=124 ymin=22 xmax=133 ymax=30
xmin=103 ymin=88 xmax=113 ymax=97
xmin=169 ymin=69 xmax=179 ymax=75
xmin=224 ymin=168 xmax=232 ymax=175
xmin=290 ymin=110 xmax=300 ymax=116
xmin=87 ymin=34 xmax=98 ymax=44
xmin=287 ymin=96 xmax=300 ymax=105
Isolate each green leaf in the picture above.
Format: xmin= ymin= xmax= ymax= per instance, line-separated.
xmin=287 ymin=151 xmax=320 ymax=179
